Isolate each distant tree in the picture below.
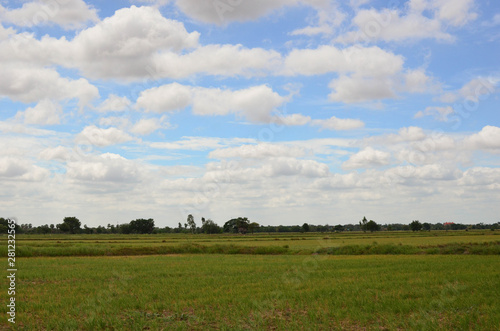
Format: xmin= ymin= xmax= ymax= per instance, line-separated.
xmin=58 ymin=217 xmax=81 ymax=234
xmin=201 ymin=219 xmax=222 ymax=234
xmin=334 ymin=224 xmax=345 ymax=232
xmin=129 ymin=218 xmax=155 ymax=234
xmin=410 ymin=220 xmax=423 ymax=232
xmin=223 ymin=217 xmax=250 ymax=234
xmin=248 ymin=222 xmax=260 ymax=234
xmin=360 ymin=217 xmax=368 ymax=232
xmin=366 ymin=220 xmax=380 ymax=232
xmin=187 ymin=214 xmax=196 ymax=234
xmin=422 ymin=222 xmax=431 ymax=231
xmin=302 ymin=223 xmax=310 ymax=233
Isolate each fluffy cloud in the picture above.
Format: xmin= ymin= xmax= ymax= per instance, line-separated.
xmin=131 ymin=118 xmax=165 ymax=135
xmin=343 ymin=147 xmax=391 ymax=170
xmin=0 ymin=156 xmax=49 ymax=181
xmin=209 ymin=144 xmax=307 ymax=159
xmin=465 ymin=126 xmax=500 ymax=151
xmin=67 ymin=153 xmax=141 ymax=183
xmin=0 ymin=65 xmax=98 ymax=106
xmin=0 ymin=0 xmax=98 ymax=29
xmin=439 ymin=77 xmax=497 ymax=103
xmin=76 ymin=126 xmax=133 ymax=147
xmin=311 ymin=116 xmax=364 ymax=130
xmin=97 ymin=95 xmax=132 ymax=113
xmin=174 ymin=0 xmax=330 ymax=25
xmin=328 ymin=75 xmax=396 ymax=103
xmin=285 ymin=45 xmax=433 ymax=103
xmin=151 ymin=137 xmax=255 ymax=151
xmin=153 ymin=44 xmax=282 ymax=79
xmin=137 ymin=83 xmax=287 ymax=123
xmin=337 ymin=0 xmax=477 ymax=43
xmin=284 ymin=45 xmax=403 ymax=77
xmin=414 ymin=106 xmax=454 ymax=122
xmin=15 ymin=99 xmax=62 ymax=125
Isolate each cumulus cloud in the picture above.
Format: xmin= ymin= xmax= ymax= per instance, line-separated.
xmin=137 ymin=83 xmax=287 ymax=123
xmin=0 ymin=0 xmax=99 ymax=30
xmin=130 ymin=118 xmax=165 ymax=135
xmin=284 ymin=45 xmax=433 ymax=103
xmin=284 ymin=45 xmax=403 ymax=77
xmin=76 ymin=125 xmax=133 ymax=147
xmin=174 ymin=0 xmax=330 ymax=25
xmin=209 ymin=144 xmax=307 ymax=159
xmin=0 ymin=156 xmax=49 ymax=181
xmin=414 ymin=106 xmax=454 ymax=122
xmin=343 ymin=147 xmax=391 ymax=170
xmin=274 ymin=114 xmax=311 ymax=126
xmin=439 ymin=77 xmax=497 ymax=103
xmin=311 ymin=116 xmax=364 ymax=130
xmin=151 ymin=137 xmax=255 ymax=151
xmin=0 ymin=65 xmax=99 ymax=106
xmin=15 ymin=99 xmax=62 ymax=125
xmin=465 ymin=126 xmax=500 ymax=151
xmin=67 ymin=153 xmax=141 ymax=183
xmin=97 ymin=95 xmax=132 ymax=113
xmin=336 ymin=0 xmax=477 ymax=44
xmin=153 ymin=44 xmax=282 ymax=79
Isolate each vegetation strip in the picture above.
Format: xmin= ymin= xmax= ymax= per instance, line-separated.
xmin=10 ymin=241 xmax=500 ymax=257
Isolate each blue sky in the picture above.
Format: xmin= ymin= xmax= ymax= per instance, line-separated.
xmin=0 ymin=0 xmax=499 ymax=227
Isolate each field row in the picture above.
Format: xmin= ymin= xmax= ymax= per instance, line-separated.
xmin=3 ymin=255 xmax=499 ymax=330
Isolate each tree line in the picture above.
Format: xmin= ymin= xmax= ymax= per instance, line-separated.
xmin=0 ymin=214 xmax=500 ymax=234
xmin=1 ymin=216 xmax=499 ymax=235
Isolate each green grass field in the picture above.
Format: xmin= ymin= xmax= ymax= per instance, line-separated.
xmin=2 ymin=231 xmax=500 ymax=330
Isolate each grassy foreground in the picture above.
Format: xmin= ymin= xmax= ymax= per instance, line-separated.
xmin=2 ymin=231 xmax=499 ymax=330
xmin=2 ymin=255 xmax=499 ymax=330
xmin=7 ymin=230 xmax=500 ymax=257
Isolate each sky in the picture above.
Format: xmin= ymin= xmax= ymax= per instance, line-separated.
xmin=0 ymin=0 xmax=499 ymax=228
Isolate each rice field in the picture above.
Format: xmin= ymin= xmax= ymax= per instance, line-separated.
xmin=1 ymin=231 xmax=499 ymax=330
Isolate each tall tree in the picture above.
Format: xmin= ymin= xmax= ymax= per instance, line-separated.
xmin=187 ymin=214 xmax=196 ymax=234
xmin=410 ymin=220 xmax=423 ymax=232
xmin=360 ymin=217 xmax=368 ymax=232
xmin=59 ymin=217 xmax=81 ymax=234
xmin=366 ymin=220 xmax=380 ymax=232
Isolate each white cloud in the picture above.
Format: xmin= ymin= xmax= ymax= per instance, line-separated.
xmin=209 ymin=144 xmax=307 ymax=159
xmin=67 ymin=5 xmax=199 ymax=80
xmin=328 ymin=75 xmax=396 ymax=103
xmin=153 ymin=44 xmax=282 ymax=79
xmin=414 ymin=106 xmax=454 ymax=122
xmin=136 ymin=83 xmax=192 ymax=113
xmin=67 ymin=153 xmax=142 ymax=183
xmin=440 ymin=77 xmax=497 ymax=103
xmin=0 ymin=0 xmax=99 ymax=30
xmin=274 ymin=114 xmax=311 ymax=126
xmin=336 ymin=0 xmax=477 ymax=44
xmin=174 ymin=0 xmax=330 ymax=25
xmin=97 ymin=95 xmax=132 ymax=113
xmin=0 ymin=156 xmax=49 ymax=181
xmin=343 ymin=147 xmax=391 ymax=170
xmin=311 ymin=116 xmax=364 ymax=130
xmin=39 ymin=146 xmax=71 ymax=161
xmin=0 ymin=65 xmax=99 ymax=106
xmin=284 ymin=45 xmax=403 ymax=77
xmin=432 ymin=0 xmax=477 ymax=27
xmin=191 ymin=85 xmax=286 ymax=123
xmin=15 ymin=99 xmax=62 ymax=125
xmin=151 ymin=137 xmax=255 ymax=151
xmin=465 ymin=126 xmax=500 ymax=151
xmin=131 ymin=118 xmax=165 ymax=135
xmin=137 ymin=83 xmax=287 ymax=123
xmin=76 ymin=126 xmax=133 ymax=147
